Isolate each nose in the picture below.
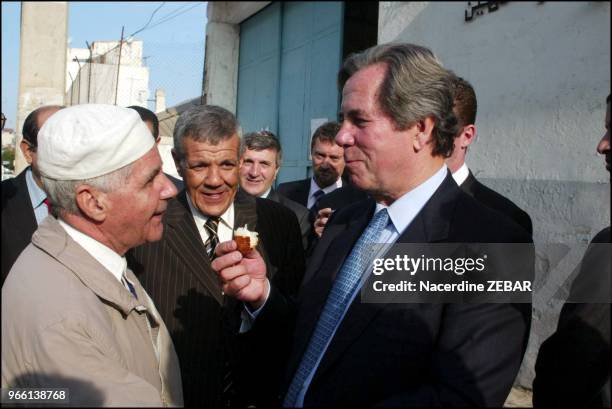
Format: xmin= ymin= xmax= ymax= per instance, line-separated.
xmin=335 ymin=122 xmax=354 ymax=147
xmin=248 ymin=162 xmax=260 ymax=177
xmin=204 ymin=166 xmax=223 ymax=188
xmin=161 ymin=173 xmax=178 ymax=199
xmin=596 ymin=131 xmax=610 ymax=155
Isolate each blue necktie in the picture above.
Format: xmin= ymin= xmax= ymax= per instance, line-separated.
xmin=284 ymin=208 xmax=390 ymax=407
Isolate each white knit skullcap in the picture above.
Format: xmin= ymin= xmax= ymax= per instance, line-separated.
xmin=37 ymin=104 xmax=154 ymax=180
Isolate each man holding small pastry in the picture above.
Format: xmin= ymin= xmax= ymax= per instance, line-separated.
xmin=127 ymin=104 xmax=305 ymax=408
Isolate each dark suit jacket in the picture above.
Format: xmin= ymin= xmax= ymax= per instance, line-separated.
xmin=461 ymin=170 xmax=533 ymax=235
xmin=267 ymin=188 xmax=311 ymax=251
xmin=277 ymin=178 xmax=311 ymax=208
xmin=127 ymin=190 xmax=305 ymax=408
xmin=259 ymin=171 xmax=533 ymax=407
xmin=533 ymin=227 xmax=611 ymax=408
xmin=1 ymin=169 xmax=38 ymax=284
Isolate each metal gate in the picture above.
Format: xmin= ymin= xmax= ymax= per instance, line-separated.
xmin=237 ymin=1 xmax=344 ymax=184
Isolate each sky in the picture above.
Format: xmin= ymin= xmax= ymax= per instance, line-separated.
xmin=1 ymin=1 xmax=207 ymax=130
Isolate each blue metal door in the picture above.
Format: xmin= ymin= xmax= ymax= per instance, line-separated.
xmin=237 ymin=2 xmax=344 ymax=185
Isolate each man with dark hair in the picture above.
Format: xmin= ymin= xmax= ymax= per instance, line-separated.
xmin=446 ymin=77 xmax=533 ymax=235
xmin=128 ymin=105 xmax=183 ymax=190
xmin=239 ymin=130 xmax=311 ymax=249
xmin=533 ymin=94 xmax=611 ymax=408
xmin=213 ymin=43 xmax=532 ymax=407
xmin=1 ymin=105 xmax=62 ymax=283
xmin=128 ymin=105 xmax=161 ymax=143
xmin=277 ymin=121 xmax=366 ymax=216
xmin=128 ymin=105 xmax=305 ymax=407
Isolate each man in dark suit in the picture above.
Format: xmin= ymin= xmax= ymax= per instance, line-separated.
xmin=533 ymin=94 xmax=611 ymax=408
xmin=446 ymin=77 xmax=533 ymax=235
xmin=277 ymin=121 xmax=366 ymax=216
xmin=1 ymin=105 xmax=62 ymax=283
xmin=238 ymin=130 xmax=311 ymax=250
xmin=213 ymin=43 xmax=532 ymax=407
xmin=127 ymin=105 xmax=305 ymax=408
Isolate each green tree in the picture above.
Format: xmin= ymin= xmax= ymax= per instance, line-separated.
xmin=2 ymin=146 xmax=15 ymax=171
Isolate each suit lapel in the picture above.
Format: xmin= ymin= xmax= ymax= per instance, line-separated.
xmin=311 ymin=173 xmax=459 ymax=381
xmin=287 ymin=201 xmax=374 ymax=378
xmin=297 ymin=180 xmax=310 ymax=208
xmin=164 ymin=193 xmax=223 ymax=305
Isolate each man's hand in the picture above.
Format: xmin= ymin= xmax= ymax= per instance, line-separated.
xmin=211 ymin=240 xmax=269 ymax=309
xmin=314 ymin=207 xmax=334 ymax=238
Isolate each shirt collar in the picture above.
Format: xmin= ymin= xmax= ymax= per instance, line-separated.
xmin=185 ymin=191 xmax=234 ymax=231
xmin=309 ymin=176 xmax=343 ymax=197
xmin=25 ymin=167 xmax=47 ymax=209
xmin=260 ymin=187 xmax=272 ymax=199
xmin=377 ymin=164 xmax=448 ymax=235
xmin=452 ymin=162 xmax=470 ymax=186
xmin=57 ymin=219 xmax=127 ymax=283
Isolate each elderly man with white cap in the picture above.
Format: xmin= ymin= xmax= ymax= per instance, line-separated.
xmin=1 ymin=104 xmax=183 ymax=406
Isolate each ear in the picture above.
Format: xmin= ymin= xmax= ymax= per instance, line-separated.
xmin=412 ymin=116 xmax=436 ymax=152
xmin=75 ymin=184 xmax=108 ymax=222
xmin=19 ymin=140 xmax=34 ymax=164
xmin=171 ymin=148 xmax=184 ymax=178
xmin=273 ymin=165 xmax=280 ymax=181
xmin=456 ymin=124 xmax=477 ymax=150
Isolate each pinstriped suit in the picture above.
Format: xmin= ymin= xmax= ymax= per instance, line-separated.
xmin=127 ymin=189 xmax=305 ymax=408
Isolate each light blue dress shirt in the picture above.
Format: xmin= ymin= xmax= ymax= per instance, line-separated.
xmin=25 ymin=168 xmax=49 ymax=225
xmin=293 ymin=165 xmax=449 ymax=407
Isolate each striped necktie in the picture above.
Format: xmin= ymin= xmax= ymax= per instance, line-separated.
xmin=204 ymin=216 xmax=220 ymax=259
xmin=283 ymin=208 xmax=390 ymax=407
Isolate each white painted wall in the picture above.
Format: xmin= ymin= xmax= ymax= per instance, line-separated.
xmin=379 ymin=1 xmax=611 ymax=390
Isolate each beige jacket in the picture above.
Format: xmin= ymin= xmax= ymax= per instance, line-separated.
xmin=2 ymin=217 xmax=183 ymax=407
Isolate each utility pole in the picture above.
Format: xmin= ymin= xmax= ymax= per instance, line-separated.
xmin=114 ymin=26 xmax=124 ymax=105
xmin=86 ymin=41 xmax=93 ymax=103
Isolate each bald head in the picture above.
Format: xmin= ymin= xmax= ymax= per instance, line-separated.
xmin=20 ymin=105 xmax=63 ymax=184
xmin=22 ymin=105 xmax=63 ymax=150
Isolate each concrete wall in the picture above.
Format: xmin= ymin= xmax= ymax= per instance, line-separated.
xmin=379 ymin=1 xmax=611 ymax=389
xmin=203 ymin=2 xmax=270 ymax=112
xmin=15 ymin=2 xmax=68 ymax=173
xmin=66 ymin=40 xmax=149 ymax=107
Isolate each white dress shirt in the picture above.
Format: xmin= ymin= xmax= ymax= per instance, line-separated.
xmin=58 ymin=219 xmax=127 ymax=286
xmin=25 ymin=168 xmax=50 ymax=225
xmin=185 ymin=192 xmax=235 ymax=245
xmin=307 ymin=177 xmax=343 ymax=209
xmin=451 ymin=162 xmax=470 ymax=186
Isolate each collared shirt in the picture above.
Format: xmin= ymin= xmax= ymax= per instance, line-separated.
xmin=307 ymin=177 xmax=343 ymax=209
xmin=58 ymin=219 xmax=127 ymax=285
xmin=452 ymin=162 xmax=470 ymax=186
xmin=260 ymin=187 xmax=272 ymax=199
xmin=185 ymin=191 xmax=235 ymax=245
xmin=25 ymin=168 xmax=49 ymax=225
xmin=294 ymin=164 xmax=449 ymax=407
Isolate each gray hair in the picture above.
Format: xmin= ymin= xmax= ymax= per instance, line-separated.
xmin=338 ymin=43 xmax=458 ymax=157
xmin=240 ymin=130 xmax=282 ymax=167
xmin=173 ymin=105 xmax=241 ymax=163
xmin=41 ymin=163 xmax=134 ymax=217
